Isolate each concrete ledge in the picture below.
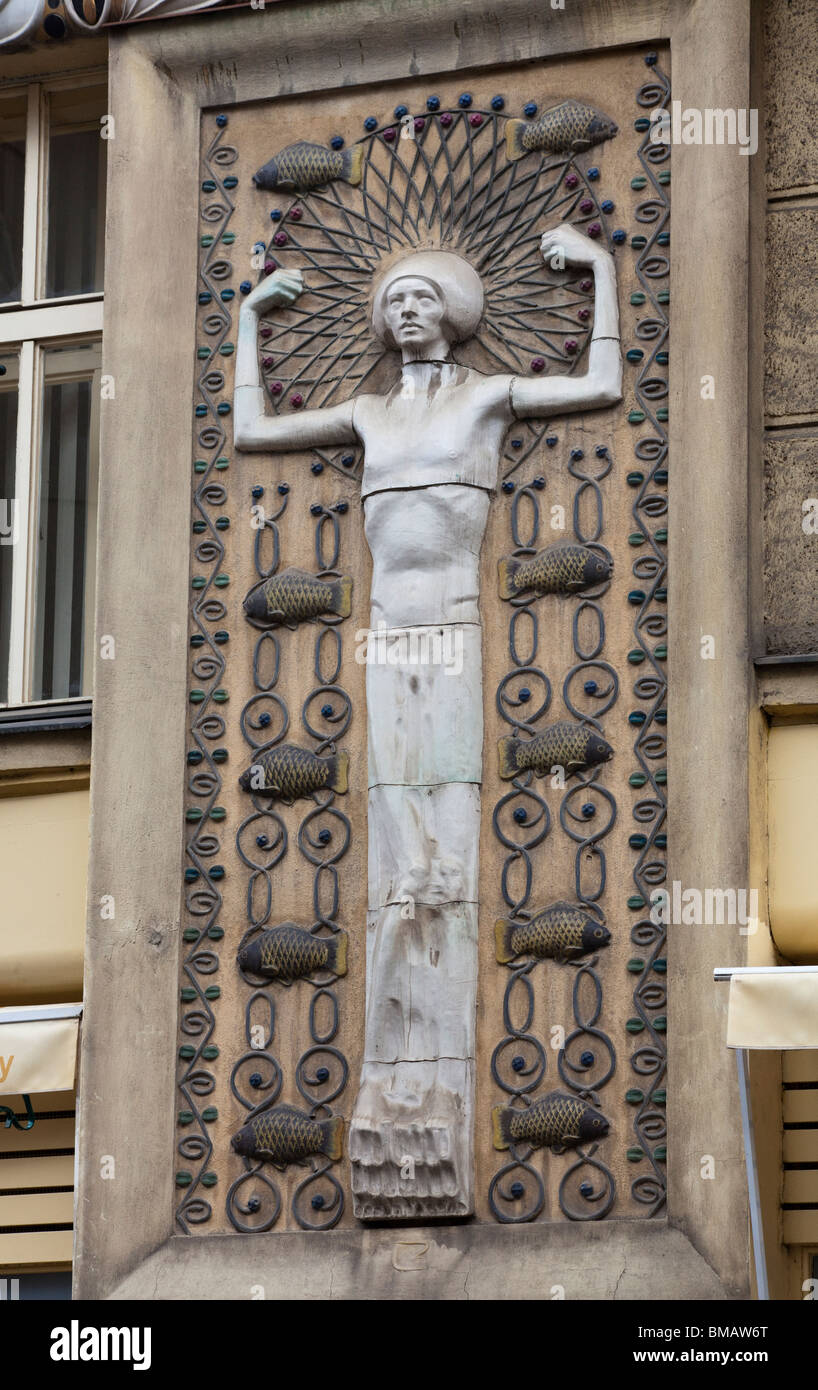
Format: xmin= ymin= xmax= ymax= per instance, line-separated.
xmin=109 ymin=1220 xmax=740 ymax=1301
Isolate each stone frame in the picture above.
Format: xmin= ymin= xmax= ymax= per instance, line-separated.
xmin=75 ymin=0 xmax=753 ymax=1299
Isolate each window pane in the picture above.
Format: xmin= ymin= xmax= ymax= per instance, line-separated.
xmin=0 ymin=96 xmax=26 ymax=305
xmin=32 ymin=343 xmax=99 ymax=701
xmin=45 ymin=87 xmax=106 ymax=299
xmin=0 ymin=353 xmax=19 ymax=706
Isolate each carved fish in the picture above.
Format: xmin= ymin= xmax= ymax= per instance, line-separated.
xmin=238 ymin=744 xmax=349 ymax=803
xmin=238 ymin=923 xmax=348 ymax=982
xmin=498 ymin=720 xmax=612 ymax=779
xmin=231 ymin=1102 xmax=344 ymax=1169
xmin=244 ymin=568 xmax=352 ymax=627
xmin=252 ymin=140 xmax=364 ymax=193
xmin=498 ymin=544 xmax=612 ymax=600
xmin=492 ymin=1091 xmax=609 ymax=1153
xmin=505 ymin=100 xmax=618 ymax=161
xmin=495 ymin=902 xmax=610 ymax=965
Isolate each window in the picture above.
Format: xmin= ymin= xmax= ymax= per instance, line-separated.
xmin=0 ymin=76 xmax=105 ymax=707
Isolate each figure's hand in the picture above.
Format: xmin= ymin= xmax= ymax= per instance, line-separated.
xmin=243 ymin=267 xmax=304 ymax=314
xmin=541 ymin=225 xmax=609 ymax=269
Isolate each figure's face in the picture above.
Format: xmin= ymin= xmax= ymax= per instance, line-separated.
xmin=383 ymin=276 xmax=447 ymax=351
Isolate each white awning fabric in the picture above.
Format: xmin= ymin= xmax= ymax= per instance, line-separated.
xmin=723 ymin=968 xmax=818 ymax=1050
xmin=0 ymin=1005 xmax=81 ymax=1096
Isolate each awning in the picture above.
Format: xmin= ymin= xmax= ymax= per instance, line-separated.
xmin=0 ymin=1004 xmax=82 ymax=1097
xmin=716 ymin=966 xmax=818 ymax=1049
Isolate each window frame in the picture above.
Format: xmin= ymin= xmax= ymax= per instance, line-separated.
xmin=0 ymin=69 xmax=106 ymax=709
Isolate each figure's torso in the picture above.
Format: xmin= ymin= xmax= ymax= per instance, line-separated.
xmin=354 ymin=363 xmax=512 ymax=499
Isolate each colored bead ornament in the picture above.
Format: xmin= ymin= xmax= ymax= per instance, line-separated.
xmin=565 ymin=173 xmax=578 ymax=188
xmin=290 ymin=393 xmax=303 ymax=408
xmin=330 ymin=136 xmax=344 ymax=150
xmin=582 ymin=804 xmax=596 ymax=819
xmin=612 ymin=229 xmax=627 ymax=244
xmin=570 ymin=447 xmax=584 ymax=461
xmin=310 ymin=503 xmax=322 ymax=516
xmin=289 ymin=207 xmax=302 ymax=221
xmin=262 ymin=356 xmax=274 ymax=370
xmin=518 ymin=688 xmax=531 ymax=701
xmin=513 ymin=808 xmax=527 ymax=823
xmin=510 ymin=1181 xmax=525 ymax=1198
xmin=273 ymin=231 xmax=287 ymax=246
xmin=240 ymin=280 xmax=252 ymax=294
xmin=251 ymin=485 xmax=264 ymax=499
xmin=260 ymin=326 xmax=273 ymax=340
xmin=458 ymin=93 xmax=473 ymax=108
xmin=564 ymin=338 xmax=578 ymax=354
xmin=364 ymin=116 xmax=377 ymax=131
xmin=439 ymin=112 xmax=453 ymax=128
xmin=311 ymin=461 xmax=323 ymax=474
xmin=587 ymin=166 xmax=599 ymax=180
xmin=531 ymin=357 xmax=545 ymax=372
xmin=545 ymin=435 xmax=558 ymax=447
xmin=341 ymin=453 xmax=354 ymax=466
xmin=584 ymin=680 xmax=598 ymax=694
xmin=491 ymin=96 xmax=505 ymax=111
xmin=394 ymin=104 xmax=408 ymax=119
xmin=532 ymin=477 xmax=545 ymax=490
xmin=277 ymin=482 xmax=289 ymax=494
xmin=587 ymin=222 xmax=601 ymax=238
xmin=523 ymin=101 xmax=537 ymax=117
xmin=579 ymin=198 xmax=594 ymax=214
xmin=383 ymin=127 xmax=396 ymax=142
xmin=426 ymin=96 xmax=440 ymax=112
xmin=270 ymin=382 xmax=283 ymax=395
xmin=501 ymin=480 xmax=514 ymax=493
xmin=216 ymin=114 xmax=228 ymax=127
xmin=579 ymin=278 xmax=593 ymax=292
xmin=578 ymin=307 xmax=590 ymax=321
xmin=469 ymin=113 xmax=483 ymax=127
xmin=580 ymin=1051 xmax=595 ymax=1067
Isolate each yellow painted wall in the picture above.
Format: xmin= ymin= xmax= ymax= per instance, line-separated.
xmin=0 ymin=787 xmax=89 ymax=1003
xmin=768 ymin=725 xmax=818 ymax=963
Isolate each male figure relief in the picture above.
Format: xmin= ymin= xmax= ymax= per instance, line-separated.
xmin=234 ymin=225 xmax=621 ymax=1219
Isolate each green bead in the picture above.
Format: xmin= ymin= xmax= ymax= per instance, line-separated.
xmin=628 ymin=649 xmax=646 ymax=664
xmin=197 ymin=347 xmax=211 ymax=359
xmin=653 ymin=958 xmax=667 ymax=973
xmin=658 ymin=171 xmax=670 ymax=184
xmin=627 ymin=1146 xmax=646 ymax=1161
xmin=627 ymin=957 xmax=646 ymax=973
xmin=185 ymin=808 xmax=203 ymax=822
xmin=626 ymin=1089 xmax=645 ymax=1105
xmin=655 ymin=527 xmax=668 ymax=542
xmin=626 ymin=349 xmax=644 ymax=363
xmin=175 ymin=1171 xmax=193 ymax=1186
xmin=189 ymin=690 xmax=205 ymax=703
xmin=627 ymin=471 xmax=644 ymax=486
xmin=178 ymin=1045 xmax=195 ymax=1061
xmin=194 ymin=460 xmax=207 ymax=474
xmin=215 ymin=457 xmax=229 ymax=470
xmin=655 ymin=769 xmax=667 ymax=785
xmin=651 ymin=1089 xmax=667 ymax=1105
xmin=191 ymin=576 xmax=206 ymax=590
xmin=657 ymin=291 xmax=669 ymax=304
xmin=213 ymin=689 xmax=229 ymax=703
xmin=214 ymin=574 xmax=229 ymax=587
xmin=655 ymin=833 xmax=667 ymax=848
xmin=202 ymin=1107 xmax=218 ymax=1123
xmin=178 ymin=1110 xmax=195 ymax=1126
xmin=202 ymin=1045 xmax=219 ymax=1060
xmin=656 ymin=407 xmax=668 ymax=422
xmin=219 ymin=343 xmax=235 ymax=356
xmin=181 ymin=987 xmax=197 ymax=1003
xmin=654 ymin=1015 xmax=667 ymax=1032
xmin=626 ymin=1018 xmax=645 ymax=1033
xmin=204 ymin=985 xmax=221 ymax=1001
xmin=629 ymin=772 xmax=647 ymax=787
xmin=654 ymin=644 xmax=667 ymax=660
xmin=656 ymin=351 xmax=668 ymax=366
xmin=207 ymin=925 xmax=224 ymax=940
xmin=654 ymin=1145 xmax=667 ymax=1163
xmin=192 ymin=520 xmax=206 ymax=533
xmin=628 ymin=532 xmax=647 ymax=546
xmin=630 ymin=176 xmax=647 ymax=190
xmin=210 ymin=806 xmax=227 ymax=821
xmin=212 ymin=748 xmax=229 ymax=763
xmin=200 ymin=234 xmax=214 ymax=247
xmin=221 ymin=232 xmax=235 ymax=244
xmin=631 ymin=235 xmax=648 ymax=249
xmin=183 ymin=928 xmax=199 ymax=942
xmin=628 ymin=409 xmax=646 ymax=424
xmin=630 ymin=292 xmax=646 ymax=305
xmin=201 ymin=1171 xmax=218 ymax=1187
xmin=627 ymin=894 xmax=646 ymax=910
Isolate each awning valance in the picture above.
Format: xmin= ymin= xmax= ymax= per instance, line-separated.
xmin=0 ymin=1004 xmax=82 ymax=1096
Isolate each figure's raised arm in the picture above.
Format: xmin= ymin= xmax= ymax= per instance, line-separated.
xmin=510 ymin=226 xmax=622 ymax=418
xmin=234 ymin=268 xmax=357 ymax=452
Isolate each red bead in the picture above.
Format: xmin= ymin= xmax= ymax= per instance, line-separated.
xmin=273 ymin=231 xmax=287 ymax=246
xmin=270 ymin=381 xmax=283 ymax=394
xmin=289 ymin=206 xmax=302 ymax=220
xmin=260 ymin=326 xmax=273 ymax=340
xmin=587 ymin=222 xmax=601 ymax=238
xmin=565 ymin=173 xmax=579 ymax=188
xmin=579 ymin=198 xmax=594 ymax=214
xmin=564 ymin=338 xmax=579 ymax=354
xmin=262 ymin=356 xmax=274 ymax=369
xmin=469 ymin=113 xmax=483 ymax=127
xmin=439 ymin=112 xmax=453 ymax=127
xmin=264 ymin=260 xmax=276 ymax=274
xmin=531 ymin=357 xmax=545 ymax=372
xmin=290 ymin=393 xmax=304 ymax=407
xmin=578 ymin=308 xmax=590 ymax=321
xmin=414 ymin=117 xmax=425 ymax=132
xmin=383 ymin=127 xmax=396 ymax=142
xmin=580 ymin=278 xmax=593 ymax=292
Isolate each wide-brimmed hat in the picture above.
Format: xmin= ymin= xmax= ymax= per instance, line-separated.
xmin=371 ymin=251 xmax=484 ymax=348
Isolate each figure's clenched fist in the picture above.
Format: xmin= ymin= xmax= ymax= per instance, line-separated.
xmin=540 ymin=225 xmax=610 ymax=268
xmin=243 ymin=267 xmax=304 ymax=313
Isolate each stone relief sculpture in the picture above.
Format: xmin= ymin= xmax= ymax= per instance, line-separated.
xmin=235 ymin=199 xmax=622 ymax=1218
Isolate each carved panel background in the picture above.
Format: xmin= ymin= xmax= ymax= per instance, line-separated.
xmin=177 ymin=44 xmax=670 ymax=1233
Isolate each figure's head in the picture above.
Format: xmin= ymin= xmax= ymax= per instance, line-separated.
xmin=372 ymin=251 xmax=484 ymax=358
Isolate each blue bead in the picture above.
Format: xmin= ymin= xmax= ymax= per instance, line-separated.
xmin=318 ymin=828 xmax=331 ymax=844
xmin=601 ymin=199 xmax=614 ymax=213
xmin=426 ymin=96 xmax=440 ymax=112
xmin=310 ymin=503 xmax=323 ymax=516
xmin=513 ymin=808 xmax=527 ymax=823
xmin=580 ymin=1050 xmax=595 ymax=1066
xmin=518 ymin=687 xmax=531 ymax=702
xmin=510 ymin=1181 xmax=525 ymax=1198
xmin=458 ymin=93 xmax=473 ymax=108
xmin=249 ymin=1072 xmax=263 ymax=1088
xmin=523 ymin=101 xmax=538 ymax=118
xmin=277 ymin=482 xmax=289 ymax=494
xmin=340 ymin=454 xmax=354 ymax=466
xmin=491 ymin=95 xmax=505 ymax=111
xmin=364 ymin=116 xmax=378 ymax=131
xmin=501 ymin=480 xmax=515 ymax=493
xmin=645 ymin=51 xmax=658 ymax=66
xmin=595 ymin=445 xmax=608 ymax=457
xmin=316 ymin=1067 xmax=330 ymax=1082
xmin=330 ymin=135 xmax=344 ymax=150
xmin=545 ymin=434 xmax=558 ymax=447
xmin=256 ymin=834 xmax=268 ymax=847
xmin=570 ymin=447 xmax=584 ymax=461
xmin=311 ymin=461 xmax=324 ymax=474
xmin=216 ymin=114 xmax=228 ymax=127
xmin=217 ymin=402 xmax=231 ymax=416
xmin=270 ymin=209 xmax=282 ymax=222
xmin=321 ymin=704 xmax=334 ymax=718
xmin=311 ymin=1194 xmax=325 ymax=1210
xmin=532 ymin=476 xmax=545 ymax=490
xmin=579 ymin=1181 xmax=594 ymax=1198
xmin=582 ymin=803 xmax=596 ymax=819
xmin=247 ymin=1196 xmax=261 ymax=1212
xmin=511 ymin=1055 xmax=526 ymax=1072
xmin=240 ymin=280 xmax=252 ymax=294
xmin=584 ymin=680 xmax=598 ymax=694
xmin=511 ymin=438 xmax=523 ymax=449
xmin=334 ymin=501 xmax=348 ymax=514
xmin=251 ymin=485 xmax=264 ymax=499
xmin=259 ymin=712 xmax=272 ymax=727
xmin=394 ymin=104 xmax=408 ymax=118
xmin=587 ymin=166 xmax=600 ymax=180
xmin=612 ymin=229 xmax=627 ymax=244
xmin=253 ymin=242 xmax=265 ymax=254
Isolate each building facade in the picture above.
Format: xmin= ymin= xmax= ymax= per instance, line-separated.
xmin=0 ymin=0 xmax=816 ymax=1302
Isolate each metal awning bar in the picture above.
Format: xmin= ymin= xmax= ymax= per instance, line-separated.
xmin=714 ymin=965 xmax=818 ymax=980
xmin=0 ymin=1004 xmax=83 ymax=1024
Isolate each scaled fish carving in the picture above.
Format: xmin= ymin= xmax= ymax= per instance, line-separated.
xmin=498 ymin=543 xmax=612 ymax=599
xmin=495 ymin=902 xmax=611 ymax=965
xmin=231 ymin=1102 xmax=344 ymax=1169
xmin=253 ymin=140 xmax=364 ymax=193
xmin=498 ymin=720 xmax=612 ymax=779
xmin=243 ymin=568 xmax=352 ymax=627
xmin=238 ymin=743 xmax=349 ymax=803
xmin=492 ymin=1091 xmax=609 ymax=1153
xmin=238 ymin=923 xmax=348 ymax=983
xmin=506 ymin=100 xmax=618 ymax=161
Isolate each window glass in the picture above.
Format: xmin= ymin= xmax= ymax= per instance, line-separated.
xmin=45 ymin=86 xmax=106 ymax=299
xmin=0 ymin=352 xmax=19 ymax=705
xmin=0 ymin=96 xmax=26 ymax=305
xmin=32 ymin=343 xmax=100 ymax=701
